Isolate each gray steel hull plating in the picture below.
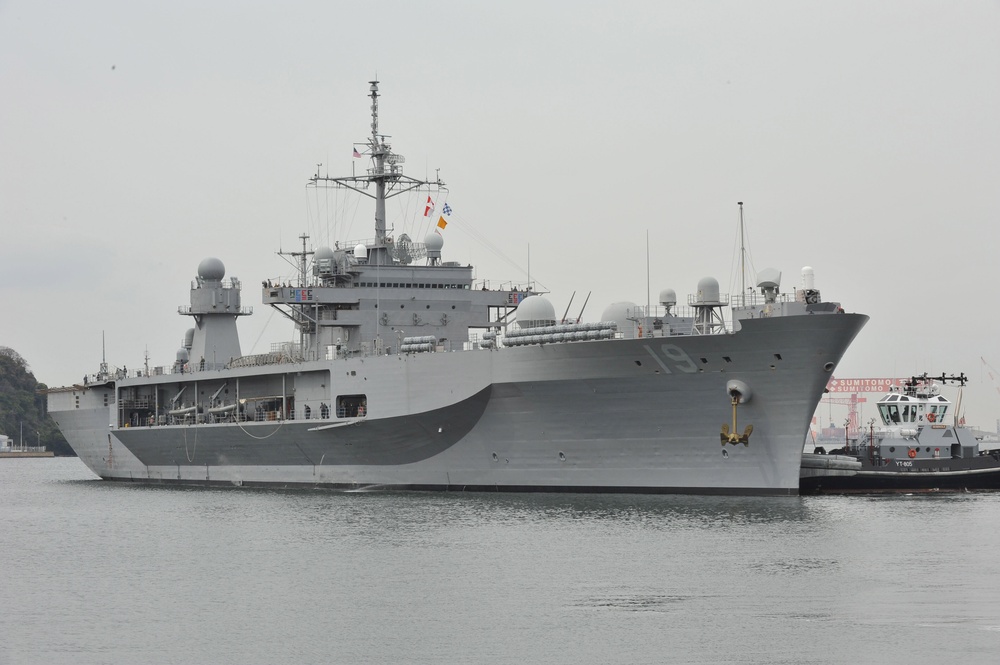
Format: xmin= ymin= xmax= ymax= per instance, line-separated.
xmin=49 ymin=314 xmax=868 ymax=495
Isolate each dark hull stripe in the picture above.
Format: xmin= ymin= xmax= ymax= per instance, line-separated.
xmin=801 ymin=467 xmax=1000 ymax=494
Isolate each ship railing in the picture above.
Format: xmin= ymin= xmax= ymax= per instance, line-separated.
xmin=242 ymin=410 xmax=285 ymax=422
xmin=341 ymin=236 xmax=378 ymax=250
xmin=473 ymin=279 xmax=537 ymax=294
xmin=130 ymin=361 xmax=232 ymax=377
xmin=0 ymin=445 xmax=48 ymax=453
xmin=120 ymin=398 xmax=151 ymax=409
xmin=177 ymin=305 xmax=253 ymax=316
xmin=227 ymin=353 xmax=297 ymax=369
xmin=188 ymin=277 xmax=243 ymax=290
xmin=158 ymin=405 xmax=293 ymax=426
xmin=630 ymin=304 xmax=698 ymax=320
xmin=728 ymin=292 xmax=799 ymax=309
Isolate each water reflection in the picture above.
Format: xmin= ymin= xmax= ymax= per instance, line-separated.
xmin=9 ymin=459 xmax=1000 ymax=665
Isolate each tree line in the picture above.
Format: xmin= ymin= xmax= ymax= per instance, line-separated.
xmin=0 ymin=346 xmax=74 ymax=456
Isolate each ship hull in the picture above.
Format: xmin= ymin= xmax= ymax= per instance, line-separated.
xmin=49 ymin=314 xmax=867 ymax=495
xmin=800 ymin=452 xmax=1000 ymax=494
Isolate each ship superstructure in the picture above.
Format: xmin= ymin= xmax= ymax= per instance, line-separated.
xmin=47 ymin=81 xmax=868 ymax=495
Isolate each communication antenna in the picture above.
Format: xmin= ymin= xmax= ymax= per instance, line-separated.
xmin=561 ymin=292 xmax=576 ymax=324
xmin=575 ymin=292 xmax=591 ymax=323
xmin=738 ymin=202 xmax=746 ymax=307
xmin=99 ymin=331 xmax=108 ymax=380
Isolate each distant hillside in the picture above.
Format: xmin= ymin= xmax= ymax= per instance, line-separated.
xmin=0 ymin=347 xmax=74 ymax=456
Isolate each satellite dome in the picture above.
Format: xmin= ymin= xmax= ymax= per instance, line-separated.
xmin=695 ymin=277 xmax=721 ymax=304
xmin=756 ymin=268 xmax=781 ymax=290
xmin=801 ymin=266 xmax=815 ymax=289
xmin=313 ymin=246 xmax=336 ymax=275
xmin=198 ymin=257 xmax=225 ymax=281
xmin=424 ymin=233 xmax=444 ymax=251
xmin=658 ymin=289 xmax=677 ymax=307
xmin=601 ymin=301 xmax=638 ymax=328
xmin=516 ymin=295 xmax=556 ymax=328
xmin=353 ymin=243 xmax=367 ymax=260
xmin=176 ymin=348 xmax=190 ymax=363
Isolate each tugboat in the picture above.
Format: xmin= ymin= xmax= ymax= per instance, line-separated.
xmin=800 ymin=373 xmax=1000 ymax=493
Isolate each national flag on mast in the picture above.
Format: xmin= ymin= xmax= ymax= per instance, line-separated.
xmin=353 ymin=147 xmax=362 ymax=158
xmin=437 ymin=216 xmax=448 ymax=230
xmin=424 ymin=196 xmax=435 ymax=217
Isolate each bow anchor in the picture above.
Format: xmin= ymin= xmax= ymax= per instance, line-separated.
xmin=721 ymin=393 xmax=753 ymax=446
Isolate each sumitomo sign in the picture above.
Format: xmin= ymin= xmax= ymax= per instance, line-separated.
xmin=826 ymin=377 xmax=906 ymax=393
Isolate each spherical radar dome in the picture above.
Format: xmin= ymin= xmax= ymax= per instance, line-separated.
xmin=198 ymin=257 xmax=226 ymax=281
xmin=424 ymin=233 xmax=444 ymax=251
xmin=600 ymin=301 xmax=638 ymax=325
xmin=314 ymin=246 xmax=336 ymax=262
xmin=696 ymin=276 xmax=721 ymax=303
xmin=516 ymin=295 xmax=556 ymax=328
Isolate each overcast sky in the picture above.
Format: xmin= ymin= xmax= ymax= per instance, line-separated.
xmin=2 ymin=1 xmax=999 ymax=429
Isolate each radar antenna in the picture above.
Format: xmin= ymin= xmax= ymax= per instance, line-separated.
xmin=307 ymin=80 xmax=445 ymax=260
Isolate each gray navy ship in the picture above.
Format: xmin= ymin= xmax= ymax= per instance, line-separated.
xmin=46 ymin=81 xmax=868 ymax=495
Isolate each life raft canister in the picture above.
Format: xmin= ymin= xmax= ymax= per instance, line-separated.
xmin=908 ymin=448 xmax=917 ymax=459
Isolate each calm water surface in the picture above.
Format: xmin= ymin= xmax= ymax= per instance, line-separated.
xmin=2 ymin=458 xmax=999 ymax=664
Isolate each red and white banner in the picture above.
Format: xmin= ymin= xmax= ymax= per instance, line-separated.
xmin=826 ymin=377 xmax=906 ymax=393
